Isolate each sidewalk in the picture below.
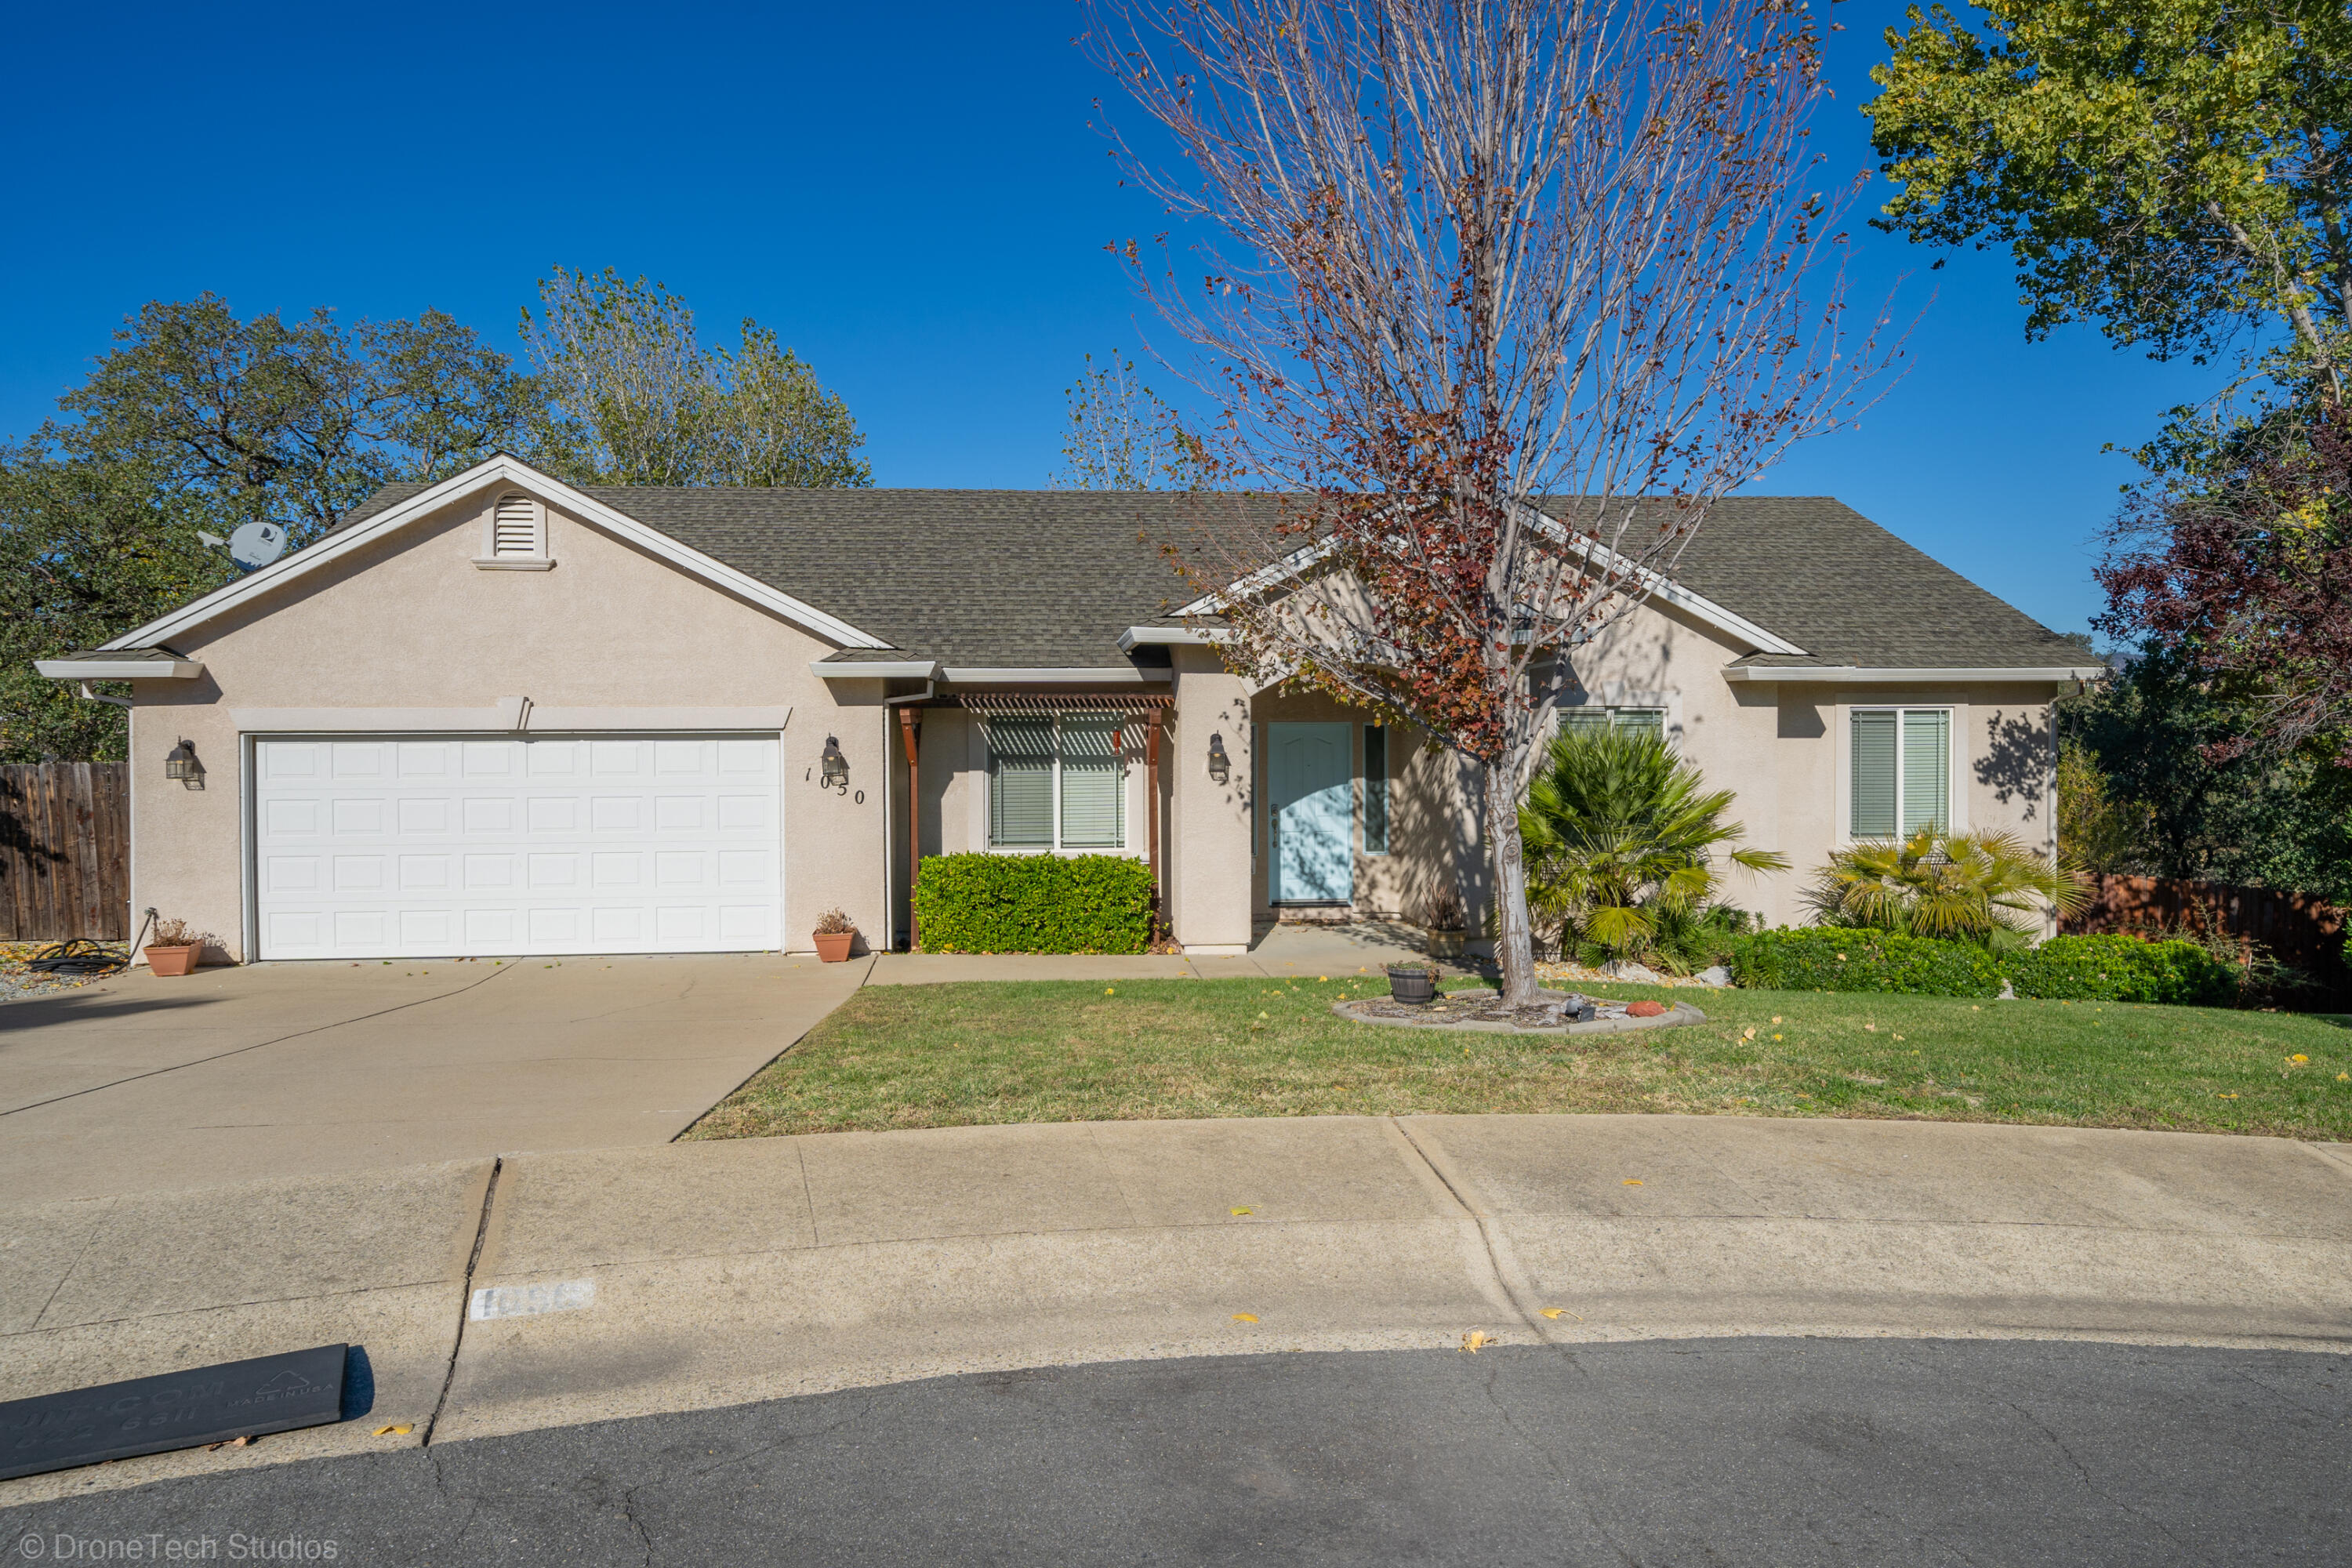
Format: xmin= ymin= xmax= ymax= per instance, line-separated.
xmin=869 ymin=921 xmax=1474 ymax=985
xmin=5 ymin=1112 xmax=2347 ymax=1504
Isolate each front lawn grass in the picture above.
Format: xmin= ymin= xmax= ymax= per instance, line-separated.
xmin=686 ymin=974 xmax=2352 ymax=1142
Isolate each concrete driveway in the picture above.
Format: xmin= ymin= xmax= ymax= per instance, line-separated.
xmin=0 ymin=953 xmax=869 ymax=1202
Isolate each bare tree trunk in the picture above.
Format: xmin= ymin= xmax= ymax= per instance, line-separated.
xmin=1483 ymin=757 xmax=1539 ymax=1004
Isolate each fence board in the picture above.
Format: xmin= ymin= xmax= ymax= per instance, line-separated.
xmin=0 ymin=763 xmax=130 ymax=942
xmin=2065 ymin=873 xmax=2347 ymax=999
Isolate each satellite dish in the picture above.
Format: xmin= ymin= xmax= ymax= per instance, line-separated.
xmin=227 ymin=521 xmax=288 ymax=572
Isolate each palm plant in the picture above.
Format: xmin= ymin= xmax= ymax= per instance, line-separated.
xmin=1803 ymin=829 xmax=2090 ymax=948
xmin=1519 ymin=726 xmax=1788 ymax=970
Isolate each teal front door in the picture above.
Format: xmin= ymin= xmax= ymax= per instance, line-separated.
xmin=1268 ymin=723 xmax=1353 ymax=903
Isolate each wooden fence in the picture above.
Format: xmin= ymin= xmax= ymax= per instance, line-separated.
xmin=0 ymin=763 xmax=131 ymax=942
xmin=2063 ymin=873 xmax=2347 ymax=996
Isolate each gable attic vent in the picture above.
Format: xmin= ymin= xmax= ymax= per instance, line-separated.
xmin=493 ymin=495 xmax=540 ymax=556
xmin=476 ymin=493 xmax=554 ymax=569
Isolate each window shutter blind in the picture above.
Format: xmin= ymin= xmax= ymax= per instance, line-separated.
xmin=492 ymin=495 xmax=539 ymax=557
xmin=1615 ymin=708 xmax=1666 ymax=739
xmin=988 ymin=719 xmax=1054 ymax=847
xmin=1363 ymin=725 xmax=1388 ymax=853
xmin=1563 ymin=708 xmax=1610 ymax=735
xmin=1850 ymin=710 xmax=1897 ymax=837
xmin=1058 ymin=715 xmax=1124 ymax=848
xmin=1900 ymin=709 xmax=1950 ymax=835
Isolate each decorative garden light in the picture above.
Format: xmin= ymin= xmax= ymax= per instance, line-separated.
xmin=1207 ymin=732 xmax=1231 ymax=785
xmin=820 ymin=735 xmax=849 ymax=792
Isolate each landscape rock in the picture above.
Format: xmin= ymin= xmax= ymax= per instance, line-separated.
xmin=1693 ymin=965 xmax=1733 ymax=988
xmin=1625 ymin=1000 xmax=1668 ymax=1018
xmin=1602 ymin=960 xmax=1665 ymax=984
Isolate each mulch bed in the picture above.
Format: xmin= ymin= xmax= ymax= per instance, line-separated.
xmin=1340 ymin=986 xmax=1697 ymax=1035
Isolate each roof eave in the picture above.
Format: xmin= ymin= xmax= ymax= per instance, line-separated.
xmin=1722 ymin=665 xmax=2106 ymax=684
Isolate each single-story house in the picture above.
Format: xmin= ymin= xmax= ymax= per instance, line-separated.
xmin=36 ymin=453 xmax=2101 ymax=963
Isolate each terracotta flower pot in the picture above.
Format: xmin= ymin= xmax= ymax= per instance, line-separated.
xmin=813 ymin=931 xmax=857 ymax=964
xmin=143 ymin=943 xmax=201 ymax=977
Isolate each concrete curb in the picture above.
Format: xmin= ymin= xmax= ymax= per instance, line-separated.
xmin=1330 ymin=1000 xmax=1708 ymax=1036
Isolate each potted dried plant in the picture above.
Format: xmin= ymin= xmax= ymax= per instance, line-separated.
xmin=1385 ymin=962 xmax=1438 ymax=1005
xmin=1417 ymin=887 xmax=1468 ymax=960
xmin=811 ymin=907 xmax=858 ymax=964
xmin=143 ymin=917 xmax=206 ymax=977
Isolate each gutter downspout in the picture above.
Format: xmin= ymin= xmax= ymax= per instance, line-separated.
xmin=885 ymin=681 xmax=935 ymax=953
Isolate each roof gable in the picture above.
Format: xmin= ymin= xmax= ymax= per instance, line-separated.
xmin=100 ymin=455 xmax=892 ymax=653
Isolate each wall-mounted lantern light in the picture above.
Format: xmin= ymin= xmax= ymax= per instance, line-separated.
xmin=1207 ymin=731 xmax=1231 ymax=785
xmin=164 ymin=738 xmax=203 ymax=789
xmin=820 ymin=735 xmax=849 ymax=792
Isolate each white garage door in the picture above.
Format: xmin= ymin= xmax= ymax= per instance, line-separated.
xmin=252 ymin=735 xmax=781 ymax=960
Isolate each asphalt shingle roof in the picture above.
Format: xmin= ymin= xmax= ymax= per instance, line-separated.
xmin=331 ymin=485 xmax=2082 ymax=671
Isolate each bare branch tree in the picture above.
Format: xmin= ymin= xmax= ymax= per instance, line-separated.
xmin=1052 ymin=351 xmax=1203 ymax=488
xmin=1087 ymin=0 xmax=1899 ymax=1004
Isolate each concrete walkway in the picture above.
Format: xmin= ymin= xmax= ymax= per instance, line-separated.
xmin=5 ymin=1112 xmax=2346 ymax=1504
xmin=0 ymin=953 xmax=871 ymax=1202
xmin=869 ymin=920 xmax=1468 ymax=985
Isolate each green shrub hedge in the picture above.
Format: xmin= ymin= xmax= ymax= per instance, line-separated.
xmin=913 ymin=853 xmax=1155 ymax=955
xmin=1730 ymin=927 xmax=2243 ymax=1007
xmin=2004 ymin=934 xmax=2239 ymax=1007
xmin=1730 ymin=927 xmax=2009 ymax=997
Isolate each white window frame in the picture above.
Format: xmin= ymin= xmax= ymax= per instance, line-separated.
xmin=1836 ymin=700 xmax=1965 ymax=842
xmin=1360 ymin=722 xmax=1390 ymax=857
xmin=983 ymin=713 xmax=1133 ymax=855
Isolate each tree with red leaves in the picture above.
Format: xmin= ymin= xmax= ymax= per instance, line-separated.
xmin=2099 ymin=414 xmax=2352 ymax=766
xmin=1087 ymin=0 xmax=1895 ymax=1004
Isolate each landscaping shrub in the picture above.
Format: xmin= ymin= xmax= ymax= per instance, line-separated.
xmin=2005 ymin=933 xmax=2238 ymax=1007
xmin=913 ymin=853 xmax=1154 ymax=954
xmin=1730 ymin=927 xmax=2008 ymax=998
xmin=1732 ymin=926 xmax=2245 ymax=1006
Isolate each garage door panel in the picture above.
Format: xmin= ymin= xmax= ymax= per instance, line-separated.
xmin=253 ymin=734 xmax=780 ymax=960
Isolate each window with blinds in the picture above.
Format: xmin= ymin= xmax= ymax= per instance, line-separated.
xmin=1363 ymin=724 xmax=1389 ymax=854
xmin=1058 ymin=715 xmax=1124 ymax=848
xmin=1561 ymin=706 xmax=1666 ymax=739
xmin=987 ymin=719 xmax=1055 ymax=848
xmin=491 ymin=494 xmax=542 ymax=557
xmin=986 ymin=714 xmax=1127 ymax=851
xmin=1850 ymin=707 xmax=1951 ymax=839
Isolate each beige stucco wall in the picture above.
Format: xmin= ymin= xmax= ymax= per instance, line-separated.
xmin=1568 ymin=602 xmax=2058 ymax=929
xmin=1218 ymin=596 xmax=2059 ymax=938
xmin=128 ymin=488 xmax=890 ymax=960
xmin=1165 ymin=649 xmax=1254 ymax=951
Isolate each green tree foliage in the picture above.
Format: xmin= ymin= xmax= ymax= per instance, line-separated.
xmin=1519 ymin=725 xmax=1787 ymax=970
xmin=2 ymin=296 xmax=535 ymax=762
xmin=1051 ymin=353 xmax=1199 ymax=489
xmin=2060 ymin=645 xmax=2352 ymax=900
xmin=53 ymin=295 xmax=534 ymax=545
xmin=1804 ymin=828 xmax=2089 ymax=949
xmin=520 ymin=267 xmax=870 ymax=488
xmin=1866 ymin=0 xmax=2352 ymax=408
xmin=0 ymin=452 xmax=212 ymax=760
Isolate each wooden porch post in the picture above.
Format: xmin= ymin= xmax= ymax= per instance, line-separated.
xmin=898 ymin=706 xmax=922 ymax=950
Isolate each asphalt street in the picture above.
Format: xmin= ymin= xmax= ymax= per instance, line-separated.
xmin=5 ymin=1338 xmax=2345 ymax=1566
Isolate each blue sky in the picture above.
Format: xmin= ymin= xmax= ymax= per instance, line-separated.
xmin=1 ymin=1 xmax=2216 ymax=638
